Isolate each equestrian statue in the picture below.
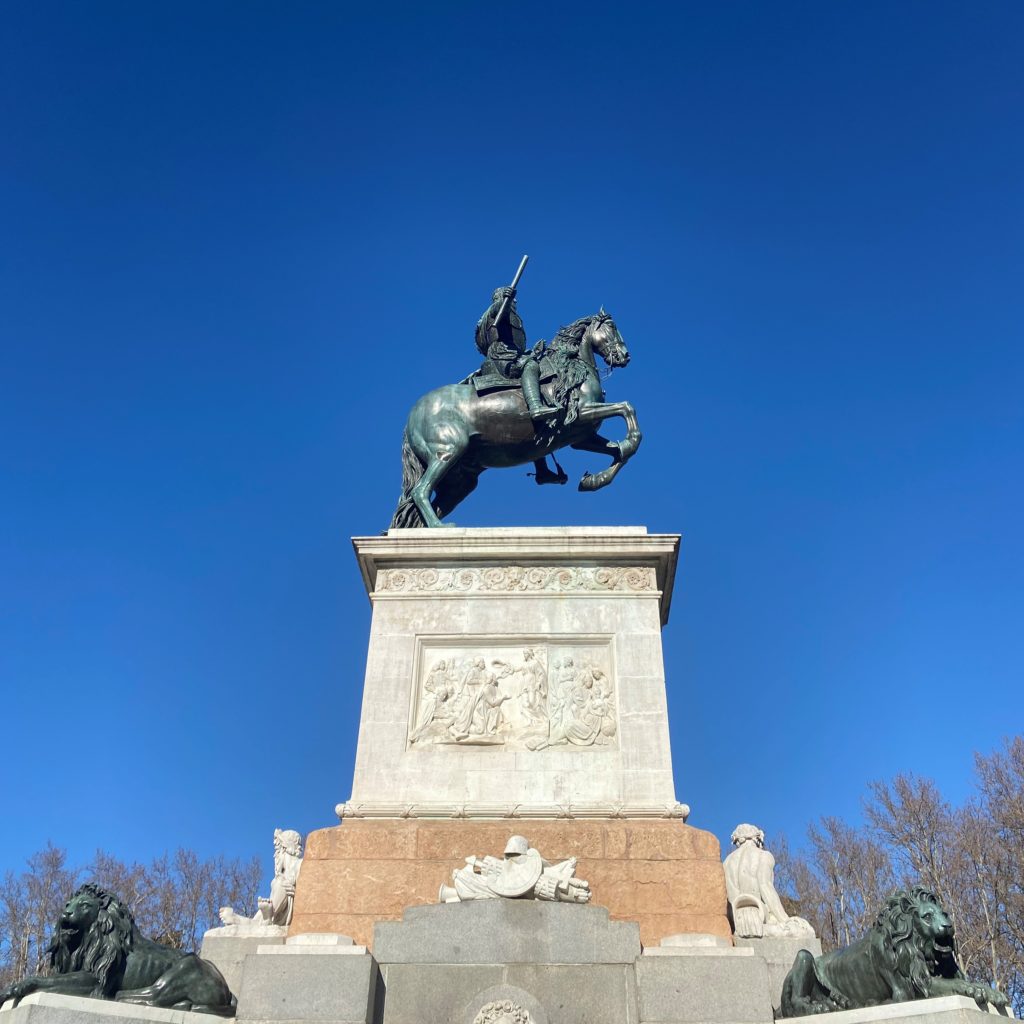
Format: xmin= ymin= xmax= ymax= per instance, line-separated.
xmin=390 ymin=256 xmax=643 ymax=528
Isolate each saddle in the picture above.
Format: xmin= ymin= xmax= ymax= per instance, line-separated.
xmin=468 ymin=354 xmax=559 ymax=396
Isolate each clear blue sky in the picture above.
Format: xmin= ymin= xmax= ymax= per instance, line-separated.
xmin=2 ymin=2 xmax=1022 ymax=879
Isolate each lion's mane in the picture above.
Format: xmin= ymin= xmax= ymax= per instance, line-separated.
xmin=47 ymin=883 xmax=135 ymax=998
xmin=872 ymin=886 xmax=953 ymax=998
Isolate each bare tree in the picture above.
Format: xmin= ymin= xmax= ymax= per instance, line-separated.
xmin=778 ymin=737 xmax=1024 ymax=1016
xmin=776 ymin=817 xmax=895 ymax=949
xmin=0 ymin=843 xmax=262 ymax=991
xmin=0 ymin=844 xmax=77 ymax=991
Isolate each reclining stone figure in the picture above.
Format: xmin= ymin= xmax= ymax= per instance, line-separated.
xmin=218 ymin=828 xmax=303 ymax=932
xmin=724 ymin=823 xmax=815 ymax=939
xmin=439 ymin=835 xmax=591 ymax=904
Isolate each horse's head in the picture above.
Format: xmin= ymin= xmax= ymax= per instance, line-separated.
xmin=585 ymin=310 xmax=629 ymax=369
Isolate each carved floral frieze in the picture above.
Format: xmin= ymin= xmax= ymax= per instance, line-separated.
xmin=377 ymin=565 xmax=655 ymax=595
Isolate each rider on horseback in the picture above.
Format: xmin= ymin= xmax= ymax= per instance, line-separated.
xmin=475 ymin=286 xmax=559 ymax=422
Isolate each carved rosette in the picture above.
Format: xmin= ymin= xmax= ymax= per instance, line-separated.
xmin=473 ymin=1001 xmax=531 ymax=1024
xmin=377 ymin=565 xmax=655 ymax=594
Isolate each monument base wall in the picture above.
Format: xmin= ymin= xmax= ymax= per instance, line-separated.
xmin=289 ymin=818 xmax=730 ymax=949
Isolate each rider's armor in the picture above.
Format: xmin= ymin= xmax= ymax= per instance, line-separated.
xmin=475 ymin=287 xmax=558 ymax=421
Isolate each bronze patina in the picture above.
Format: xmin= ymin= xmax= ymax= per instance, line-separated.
xmin=0 ymin=883 xmax=236 ymax=1015
xmin=780 ymin=887 xmax=1009 ymax=1016
xmin=390 ymin=257 xmax=642 ymax=528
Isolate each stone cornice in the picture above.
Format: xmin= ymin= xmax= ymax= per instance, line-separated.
xmin=352 ymin=527 xmax=680 ymax=624
xmin=335 ymin=800 xmax=691 ymax=822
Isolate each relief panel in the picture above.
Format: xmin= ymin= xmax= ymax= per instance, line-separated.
xmin=408 ymin=639 xmax=616 ymax=752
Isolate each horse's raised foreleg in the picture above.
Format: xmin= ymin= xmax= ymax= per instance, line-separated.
xmin=572 ymin=403 xmax=643 ymax=492
xmin=571 ymin=432 xmax=620 ymax=459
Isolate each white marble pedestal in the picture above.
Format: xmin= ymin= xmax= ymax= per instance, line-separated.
xmin=341 ymin=526 xmax=685 ymax=819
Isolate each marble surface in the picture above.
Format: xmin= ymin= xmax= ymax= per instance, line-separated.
xmin=344 ymin=527 xmax=684 ymax=817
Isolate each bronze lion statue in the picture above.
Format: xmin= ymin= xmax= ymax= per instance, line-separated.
xmin=0 ymin=882 xmax=235 ymax=1016
xmin=780 ymin=886 xmax=1009 ymax=1017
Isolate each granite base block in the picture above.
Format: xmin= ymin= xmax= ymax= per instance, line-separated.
xmin=378 ymin=963 xmax=638 ymax=1024
xmin=0 ymin=993 xmax=217 ymax=1024
xmin=660 ymin=933 xmax=733 ymax=949
xmin=373 ymin=900 xmax=641 ymax=965
xmin=642 ymin=946 xmax=754 ymax=957
xmin=781 ymin=996 xmax=1012 ymax=1024
xmin=292 ymin=817 xmax=729 ymax=949
xmin=234 ymin=951 xmax=378 ymax=1024
xmin=635 ymin=951 xmax=774 ymax=1024
xmin=735 ymin=934 xmax=822 ymax=1014
xmin=199 ymin=932 xmax=285 ymax=996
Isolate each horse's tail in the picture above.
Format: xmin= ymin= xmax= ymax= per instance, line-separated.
xmin=389 ymin=428 xmax=427 ymax=529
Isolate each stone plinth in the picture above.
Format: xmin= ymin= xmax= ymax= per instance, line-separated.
xmin=199 ymin=929 xmax=285 ymax=995
xmin=374 ymin=901 xmax=640 ymax=964
xmin=234 ymin=948 xmax=379 ymax=1024
xmin=289 ymin=818 xmax=730 ymax=949
xmin=781 ymin=996 xmax=1010 ymax=1024
xmin=0 ymin=993 xmax=217 ymax=1024
xmin=735 ymin=934 xmax=823 ymax=1015
xmin=373 ymin=901 xmax=642 ymax=1024
xmin=344 ymin=527 xmax=684 ymax=818
xmin=635 ymin=951 xmax=774 ymax=1024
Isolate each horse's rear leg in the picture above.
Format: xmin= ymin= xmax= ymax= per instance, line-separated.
xmin=412 ymin=439 xmax=467 ymax=528
xmin=433 ymin=465 xmax=482 ymax=520
xmin=530 ymin=457 xmax=568 ymax=485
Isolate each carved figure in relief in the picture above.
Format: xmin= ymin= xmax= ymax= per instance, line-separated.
xmin=546 ymin=657 xmax=576 ymax=725
xmin=724 ymin=824 xmax=814 ymax=940
xmin=439 ymin=835 xmax=592 ymax=904
xmin=219 ymin=829 xmax=303 ymax=931
xmin=410 ymin=659 xmax=457 ymax=741
xmin=479 ymin=664 xmax=512 ymax=736
xmin=529 ymin=662 xmax=615 ymax=750
xmin=513 ymin=647 xmax=548 ymax=726
xmin=451 ymin=657 xmax=493 ymax=740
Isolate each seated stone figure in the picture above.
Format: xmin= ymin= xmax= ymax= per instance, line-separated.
xmin=219 ymin=828 xmax=303 ymax=932
xmin=724 ymin=823 xmax=815 ymax=939
xmin=780 ymin=886 xmax=1009 ymax=1016
xmin=439 ymin=835 xmax=591 ymax=904
xmin=0 ymin=883 xmax=235 ymax=1016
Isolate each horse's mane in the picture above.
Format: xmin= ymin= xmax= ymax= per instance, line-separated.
xmin=547 ymin=312 xmax=607 ymax=424
xmin=48 ymin=882 xmax=135 ymax=998
xmin=549 ymin=313 xmax=602 ymax=352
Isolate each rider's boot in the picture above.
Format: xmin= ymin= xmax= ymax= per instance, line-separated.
xmin=521 ymin=363 xmax=559 ymax=421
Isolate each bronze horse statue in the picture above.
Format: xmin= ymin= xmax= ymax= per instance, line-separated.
xmin=390 ymin=311 xmax=642 ymax=528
